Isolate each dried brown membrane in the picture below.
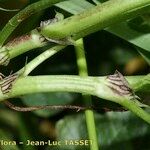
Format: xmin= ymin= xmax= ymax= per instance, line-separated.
xmin=39 ymin=13 xmax=74 ymax=45
xmin=0 ymin=72 xmax=89 ymax=112
xmin=0 ymin=50 xmax=10 ymax=66
xmin=0 ymin=72 xmax=18 ymax=94
xmin=106 ymin=70 xmax=140 ymax=100
xmin=1 ymin=71 xmax=137 ymax=112
xmin=4 ymin=101 xmax=87 ymax=112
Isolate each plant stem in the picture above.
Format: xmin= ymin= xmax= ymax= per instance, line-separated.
xmin=6 ymin=29 xmax=47 ymax=58
xmin=0 ymin=0 xmax=66 ymax=46
xmin=0 ymin=75 xmax=148 ymax=99
xmin=41 ymin=0 xmax=150 ymax=39
xmin=119 ymin=100 xmax=150 ymax=124
xmin=1 ymin=0 xmax=150 ymax=65
xmin=75 ymin=39 xmax=99 ymax=150
xmin=18 ymin=45 xmax=65 ymax=76
xmin=0 ymin=75 xmax=150 ymax=123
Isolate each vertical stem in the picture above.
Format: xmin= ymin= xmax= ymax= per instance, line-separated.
xmin=75 ymin=39 xmax=99 ymax=150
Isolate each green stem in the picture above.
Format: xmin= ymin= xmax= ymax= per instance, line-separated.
xmin=119 ymin=100 xmax=150 ymax=124
xmin=1 ymin=0 xmax=150 ymax=65
xmin=0 ymin=75 xmax=148 ymax=99
xmin=18 ymin=45 xmax=65 ymax=76
xmin=3 ymin=29 xmax=47 ymax=58
xmin=0 ymin=0 xmax=66 ymax=46
xmin=127 ymin=74 xmax=150 ymax=92
xmin=0 ymin=29 xmax=50 ymax=66
xmin=0 ymin=75 xmax=150 ymax=124
xmin=41 ymin=0 xmax=150 ymax=39
xmin=75 ymin=39 xmax=99 ymax=150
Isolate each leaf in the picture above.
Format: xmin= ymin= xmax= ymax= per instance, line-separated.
xmin=128 ymin=15 xmax=150 ymax=33
xmin=55 ymin=111 xmax=150 ymax=150
xmin=92 ymin=0 xmax=101 ymax=5
xmin=92 ymin=0 xmax=107 ymax=5
xmin=107 ymin=22 xmax=150 ymax=52
xmin=55 ymin=0 xmax=150 ymax=54
xmin=21 ymin=92 xmax=77 ymax=117
xmin=55 ymin=0 xmax=93 ymax=15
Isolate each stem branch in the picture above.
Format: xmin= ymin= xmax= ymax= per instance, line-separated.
xmin=0 ymin=75 xmax=149 ymax=123
xmin=75 ymin=39 xmax=99 ymax=150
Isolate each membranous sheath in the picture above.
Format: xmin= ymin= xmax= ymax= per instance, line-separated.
xmin=106 ymin=70 xmax=138 ymax=100
xmin=0 ymin=49 xmax=10 ymax=66
xmin=0 ymin=73 xmax=18 ymax=94
xmin=40 ymin=12 xmax=74 ymax=45
xmin=0 ymin=72 xmax=88 ymax=112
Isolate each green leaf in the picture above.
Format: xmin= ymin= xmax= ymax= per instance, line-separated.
xmin=55 ymin=0 xmax=93 ymax=15
xmin=128 ymin=16 xmax=150 ymax=33
xmin=55 ymin=1 xmax=150 ymax=52
xmin=21 ymin=92 xmax=76 ymax=117
xmin=107 ymin=22 xmax=150 ymax=52
xmin=92 ymin=0 xmax=100 ymax=5
xmin=55 ymin=111 xmax=150 ymax=150
xmin=108 ymin=20 xmax=150 ymax=64
xmin=92 ymin=0 xmax=107 ymax=4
